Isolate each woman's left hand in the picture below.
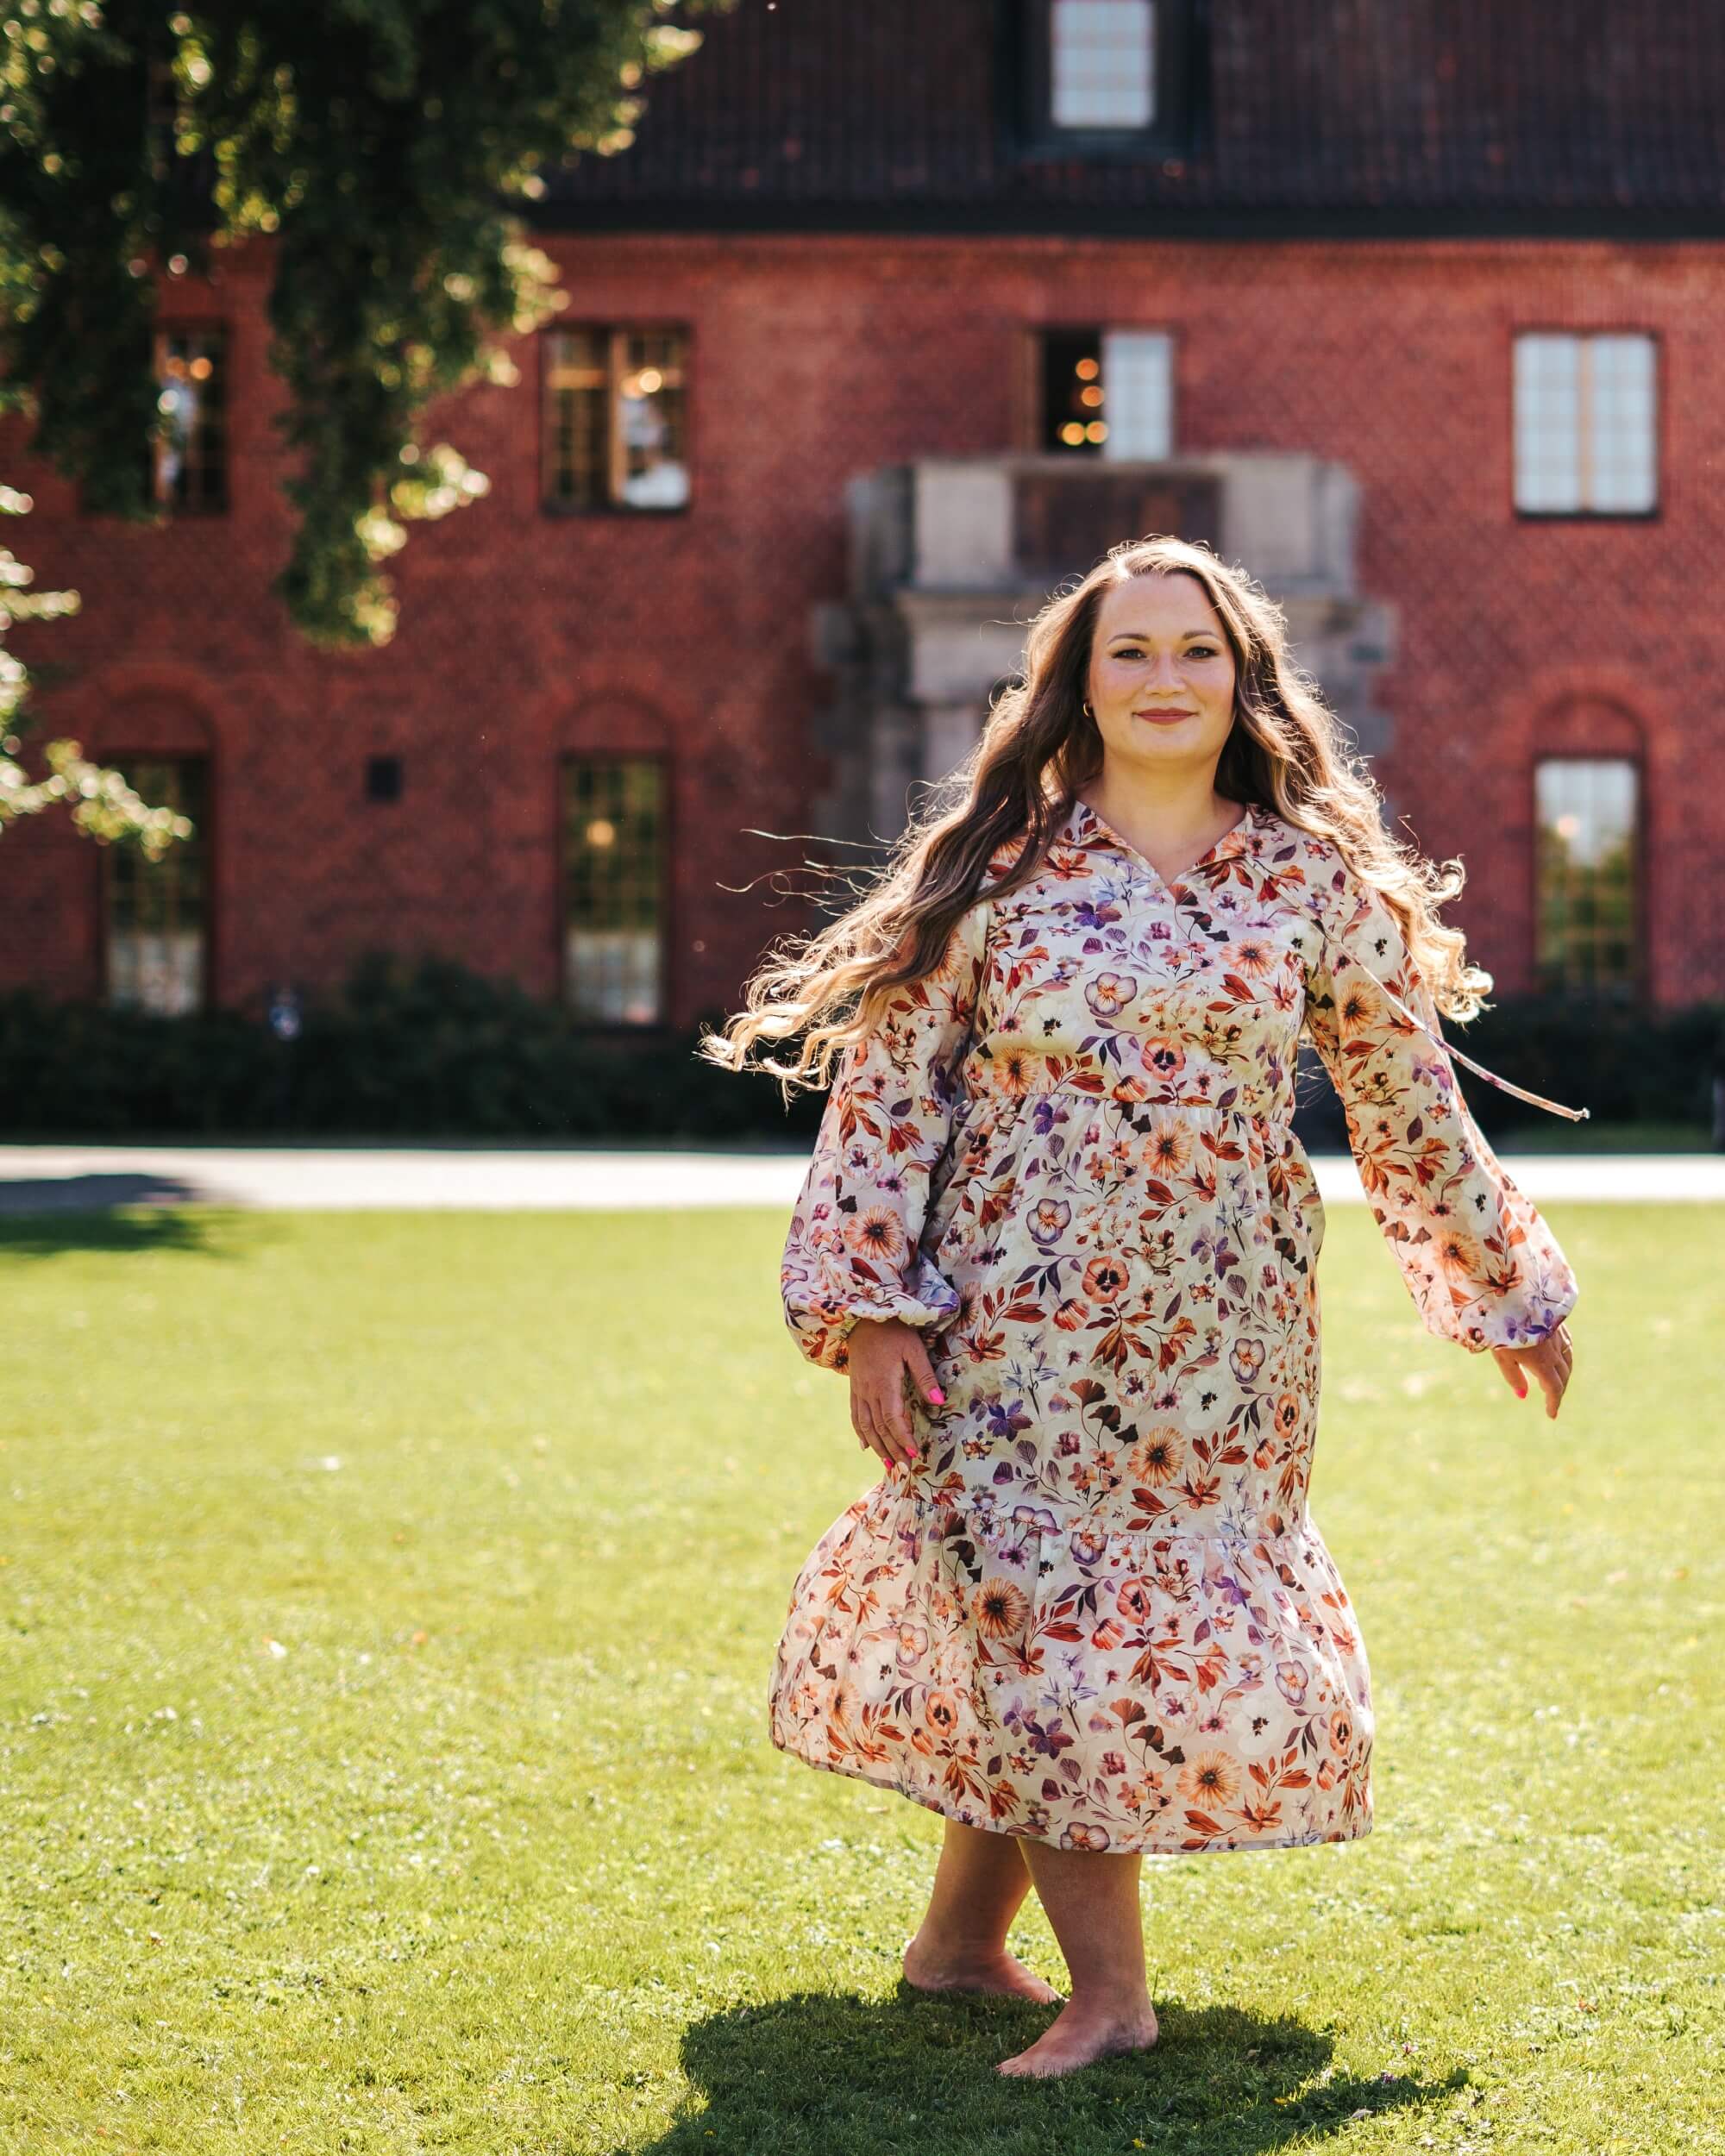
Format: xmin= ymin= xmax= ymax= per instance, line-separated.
xmin=1491 ymin=1320 xmax=1574 ymax=1418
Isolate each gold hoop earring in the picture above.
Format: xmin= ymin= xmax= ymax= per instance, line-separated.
xmin=1082 ymin=701 xmax=1095 ymax=719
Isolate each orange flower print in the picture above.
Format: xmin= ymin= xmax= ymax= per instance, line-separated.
xmin=1127 ymin=1426 xmax=1186 ymax=1485
xmin=972 ymin=1577 xmax=1031 ymax=1640
xmin=1082 ymin=1254 xmax=1131 ymax=1300
xmin=1223 ymin=934 xmax=1279 ymax=980
xmin=1337 ymin=977 xmax=1382 ymax=1036
xmin=843 ymin=1205 xmax=908 ymax=1265
xmin=1140 ymin=1119 xmax=1193 ymax=1176
xmin=1432 ymin=1225 xmax=1484 ymax=1287
xmin=992 ymin=1038 xmax=1040 ymax=1096
xmin=1178 ymin=1750 xmax=1241 ymax=1808
xmin=1140 ymin=1037 xmax=1187 ymax=1082
xmin=925 ymin=1689 xmax=962 ymax=1739
xmin=772 ymin=799 xmax=1577 ymax=1855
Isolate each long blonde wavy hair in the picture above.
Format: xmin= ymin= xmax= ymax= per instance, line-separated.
xmin=699 ymin=533 xmax=1492 ymax=1099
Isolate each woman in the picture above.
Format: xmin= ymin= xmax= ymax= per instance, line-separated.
xmin=701 ymin=535 xmax=1580 ymax=2080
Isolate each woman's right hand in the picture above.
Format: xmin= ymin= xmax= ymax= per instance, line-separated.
xmin=845 ymin=1317 xmax=945 ymax=1474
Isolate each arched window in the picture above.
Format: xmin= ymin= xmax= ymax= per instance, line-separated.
xmin=560 ymin=755 xmax=668 ymax=1024
xmin=103 ymin=755 xmax=211 ymax=1013
xmin=1533 ymin=755 xmax=1640 ymax=994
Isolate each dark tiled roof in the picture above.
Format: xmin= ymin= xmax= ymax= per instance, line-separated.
xmin=533 ymin=0 xmax=1725 ymax=234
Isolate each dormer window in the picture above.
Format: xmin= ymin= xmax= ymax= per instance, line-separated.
xmin=1017 ymin=0 xmax=1198 ymax=159
xmin=1051 ymin=0 xmax=1156 ymax=130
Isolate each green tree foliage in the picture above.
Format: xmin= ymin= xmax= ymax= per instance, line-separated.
xmin=0 ymin=0 xmax=724 ymax=649
xmin=0 ymin=0 xmax=723 ymax=848
xmin=0 ymin=481 xmax=191 ymax=850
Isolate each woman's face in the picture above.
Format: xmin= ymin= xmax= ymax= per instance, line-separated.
xmin=1083 ymin=572 xmax=1238 ymax=781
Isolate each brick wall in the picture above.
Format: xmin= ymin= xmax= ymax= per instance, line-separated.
xmin=2 ymin=229 xmax=1717 ymax=1019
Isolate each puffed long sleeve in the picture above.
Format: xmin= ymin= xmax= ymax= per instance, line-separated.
xmin=781 ymin=897 xmax=992 ymax=1374
xmin=1298 ymin=856 xmax=1579 ymax=1356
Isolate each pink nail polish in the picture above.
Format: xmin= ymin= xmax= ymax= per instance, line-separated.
xmin=927 ymin=1387 xmax=944 ymax=1405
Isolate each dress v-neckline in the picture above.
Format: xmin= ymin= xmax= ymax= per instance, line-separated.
xmin=1070 ymin=795 xmax=1257 ymax=893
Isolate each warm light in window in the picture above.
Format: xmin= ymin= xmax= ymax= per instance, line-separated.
xmin=1086 ymin=421 xmax=1108 ymax=442
xmin=189 ymin=355 xmax=214 ymax=380
xmin=1534 ymin=755 xmax=1638 ymax=992
xmin=1061 ymin=422 xmax=1087 ymax=446
xmin=1076 ymin=356 xmax=1101 ymax=380
xmin=563 ymin=760 xmax=664 ymax=1024
xmin=1081 ymin=385 xmax=1104 ymax=409
xmin=544 ymin=325 xmax=690 ymax=512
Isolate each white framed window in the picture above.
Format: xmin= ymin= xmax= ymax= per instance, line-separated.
xmin=1534 ymin=756 xmax=1640 ymax=993
xmin=1100 ymin=330 xmax=1173 ymax=459
xmin=152 ymin=325 xmax=229 ymax=516
xmin=1039 ymin=326 xmax=1174 ymax=456
xmin=1050 ymin=0 xmax=1157 ymax=130
xmin=543 ymin=327 xmax=691 ymax=513
xmin=103 ymin=756 xmax=210 ymax=1014
xmin=1514 ymin=332 xmax=1657 ymax=515
xmin=561 ymin=755 xmax=668 ymax=1024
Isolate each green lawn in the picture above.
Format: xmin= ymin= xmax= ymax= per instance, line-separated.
xmin=0 ymin=1203 xmax=1718 ymax=2154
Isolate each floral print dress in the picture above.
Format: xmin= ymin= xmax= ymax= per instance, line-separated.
xmin=770 ymin=796 xmax=1580 ymax=1854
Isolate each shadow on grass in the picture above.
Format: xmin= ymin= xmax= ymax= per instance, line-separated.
xmin=637 ymin=1988 xmax=1460 ymax=2155
xmin=0 ymin=1200 xmax=232 ymax=1258
xmin=0 ymin=1169 xmax=216 ymax=1213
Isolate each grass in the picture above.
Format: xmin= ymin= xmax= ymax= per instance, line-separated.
xmin=0 ymin=1201 xmax=1719 ymax=2154
xmin=0 ymin=1121 xmax=1715 ymax=1153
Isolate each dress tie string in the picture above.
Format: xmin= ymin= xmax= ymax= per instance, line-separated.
xmin=1309 ymin=908 xmax=1592 ymax=1123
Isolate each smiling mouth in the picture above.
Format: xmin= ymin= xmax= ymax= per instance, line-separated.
xmin=1135 ymin=708 xmax=1195 ymax=718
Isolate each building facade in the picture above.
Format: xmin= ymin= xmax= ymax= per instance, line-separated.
xmin=2 ymin=0 xmax=1719 ymax=1028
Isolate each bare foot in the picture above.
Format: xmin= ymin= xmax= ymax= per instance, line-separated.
xmin=996 ymin=1996 xmax=1159 ymax=2078
xmin=901 ymin=1935 xmax=1063 ymax=2005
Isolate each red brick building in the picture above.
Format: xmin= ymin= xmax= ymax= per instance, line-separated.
xmin=3 ymin=0 xmax=1719 ymax=1028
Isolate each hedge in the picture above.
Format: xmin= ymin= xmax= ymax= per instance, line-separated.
xmin=0 ymin=950 xmax=1718 ymax=1144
